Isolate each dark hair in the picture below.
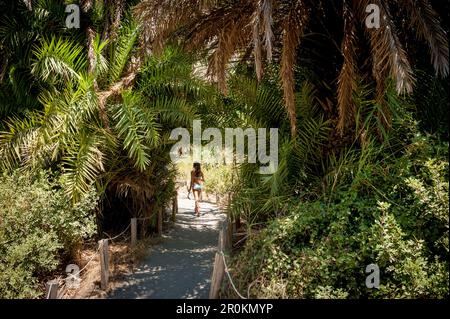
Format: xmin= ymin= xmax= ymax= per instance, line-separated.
xmin=193 ymin=162 xmax=201 ymax=174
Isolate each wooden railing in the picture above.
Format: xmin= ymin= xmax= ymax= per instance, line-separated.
xmin=209 ymin=218 xmax=233 ymax=299
xmin=45 ymin=192 xmax=178 ymax=299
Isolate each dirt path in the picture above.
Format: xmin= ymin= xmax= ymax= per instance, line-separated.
xmin=108 ymin=195 xmax=226 ymax=299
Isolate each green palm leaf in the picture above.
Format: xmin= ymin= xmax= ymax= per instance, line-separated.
xmin=31 ymin=37 xmax=86 ymax=83
xmin=111 ymin=91 xmax=160 ymax=172
xmin=107 ymin=21 xmax=140 ymax=84
xmin=62 ymin=131 xmax=105 ymax=202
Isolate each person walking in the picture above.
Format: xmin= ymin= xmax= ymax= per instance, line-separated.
xmin=190 ymin=162 xmax=205 ymax=217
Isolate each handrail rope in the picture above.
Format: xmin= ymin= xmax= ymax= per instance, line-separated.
xmin=103 ymin=223 xmax=131 ymax=241
xmin=50 ymin=222 xmax=133 ymax=299
xmin=75 ymin=244 xmax=101 ymax=276
xmin=53 ymin=243 xmax=101 ymax=299
xmin=220 ymin=251 xmax=248 ymax=299
xmin=51 ymin=214 xmax=171 ymax=299
xmin=247 ymin=278 xmax=262 ymax=299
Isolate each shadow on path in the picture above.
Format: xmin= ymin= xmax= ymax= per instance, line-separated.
xmin=108 ymin=196 xmax=226 ymax=299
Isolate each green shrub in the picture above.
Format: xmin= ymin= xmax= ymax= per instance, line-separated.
xmin=228 ymin=135 xmax=449 ymax=298
xmin=203 ymin=164 xmax=235 ymax=197
xmin=0 ymin=171 xmax=98 ymax=298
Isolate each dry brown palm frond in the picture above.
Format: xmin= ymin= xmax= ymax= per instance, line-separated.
xmin=210 ymin=31 xmax=232 ymax=94
xmin=252 ymin=0 xmax=276 ymax=81
xmin=208 ymin=20 xmax=252 ymax=94
xmin=181 ymin=1 xmax=255 ymax=93
xmin=133 ymin=0 xmax=447 ymax=138
xmin=400 ymin=0 xmax=449 ymax=77
xmin=281 ymin=0 xmax=308 ymax=137
xmin=111 ymin=172 xmax=156 ymax=216
xmin=355 ymin=0 xmax=414 ymax=129
xmin=357 ymin=0 xmax=414 ymax=95
xmin=87 ymin=27 xmax=96 ymax=76
xmin=134 ymin=0 xmax=207 ymax=53
xmin=109 ymin=0 xmax=125 ymax=41
xmin=80 ymin=0 xmax=94 ymax=12
xmin=253 ymin=5 xmax=264 ymax=82
xmin=261 ymin=0 xmax=275 ymax=62
xmin=337 ymin=1 xmax=358 ymax=134
xmin=23 ymin=0 xmax=32 ymax=10
xmin=185 ymin=0 xmax=256 ymax=50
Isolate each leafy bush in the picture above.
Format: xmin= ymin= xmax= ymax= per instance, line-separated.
xmin=203 ymin=164 xmax=235 ymax=197
xmin=0 ymin=171 xmax=98 ymax=298
xmin=227 ymin=133 xmax=449 ymax=298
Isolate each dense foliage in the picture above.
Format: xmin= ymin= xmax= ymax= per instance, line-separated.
xmin=0 ymin=171 xmax=97 ymax=298
xmin=216 ymin=67 xmax=449 ymax=298
xmin=0 ymin=0 xmax=448 ymax=299
xmin=227 ymin=132 xmax=448 ymax=298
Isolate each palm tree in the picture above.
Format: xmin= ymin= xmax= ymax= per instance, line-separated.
xmin=0 ymin=0 xmax=137 ymax=119
xmin=0 ymin=19 xmax=203 ymax=224
xmin=134 ymin=0 xmax=448 ymax=137
xmin=0 ymin=0 xmax=73 ymax=117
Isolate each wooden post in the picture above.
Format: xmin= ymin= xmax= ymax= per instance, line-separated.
xmin=226 ymin=220 xmax=233 ymax=251
xmin=235 ymin=215 xmax=241 ymax=230
xmin=45 ymin=279 xmax=59 ymax=299
xmin=171 ymin=195 xmax=177 ymax=222
xmin=209 ymin=219 xmax=234 ymax=299
xmin=158 ymin=207 xmax=163 ymax=236
xmin=175 ymin=195 xmax=178 ymax=215
xmin=99 ymin=239 xmax=109 ymax=290
xmin=140 ymin=217 xmax=146 ymax=239
xmin=209 ymin=251 xmax=225 ymax=299
xmin=218 ymin=228 xmax=224 ymax=252
xmin=131 ymin=218 xmax=137 ymax=247
xmin=219 ymin=220 xmax=231 ymax=252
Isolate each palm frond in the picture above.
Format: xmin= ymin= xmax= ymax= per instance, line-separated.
xmin=295 ymin=81 xmax=320 ymax=120
xmin=62 ymin=131 xmax=106 ymax=202
xmin=295 ymin=115 xmax=331 ymax=163
xmin=280 ymin=0 xmax=308 ymax=137
xmin=138 ymin=46 xmax=208 ymax=100
xmin=0 ymin=111 xmax=45 ymax=171
xmin=134 ymin=0 xmax=206 ymax=53
xmin=253 ymin=2 xmax=263 ymax=82
xmin=337 ymin=2 xmax=358 ymax=133
xmin=107 ymin=20 xmax=140 ymax=84
xmin=400 ymin=0 xmax=449 ymax=77
xmin=111 ymin=91 xmax=160 ymax=172
xmin=31 ymin=37 xmax=86 ymax=84
xmin=261 ymin=0 xmax=274 ymax=62
xmin=357 ymin=0 xmax=414 ymax=95
xmin=152 ymin=96 xmax=197 ymax=127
